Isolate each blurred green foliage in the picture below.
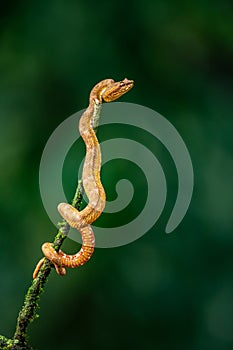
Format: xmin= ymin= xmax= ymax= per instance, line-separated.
xmin=0 ymin=0 xmax=233 ymax=349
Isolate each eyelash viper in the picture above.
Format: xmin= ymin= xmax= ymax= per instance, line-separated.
xmin=33 ymin=78 xmax=134 ymax=278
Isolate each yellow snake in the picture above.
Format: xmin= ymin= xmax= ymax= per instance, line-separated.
xmin=33 ymin=78 xmax=134 ymax=278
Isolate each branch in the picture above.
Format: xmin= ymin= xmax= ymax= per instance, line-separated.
xmin=13 ymin=180 xmax=84 ymax=349
xmin=0 ymin=101 xmax=102 ymax=350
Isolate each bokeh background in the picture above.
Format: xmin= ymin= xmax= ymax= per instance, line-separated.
xmin=0 ymin=1 xmax=233 ymax=349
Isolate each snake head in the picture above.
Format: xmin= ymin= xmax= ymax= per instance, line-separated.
xmin=102 ymin=78 xmax=134 ymax=102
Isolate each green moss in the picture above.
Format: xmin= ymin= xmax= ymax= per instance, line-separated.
xmin=0 ymin=336 xmax=32 ymax=350
xmin=0 ymin=335 xmax=9 ymax=348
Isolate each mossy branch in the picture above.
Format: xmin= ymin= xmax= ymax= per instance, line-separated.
xmin=0 ymin=101 xmax=103 ymax=350
xmin=12 ymin=180 xmax=83 ymax=348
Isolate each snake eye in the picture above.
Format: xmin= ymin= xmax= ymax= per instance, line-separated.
xmin=120 ymin=78 xmax=134 ymax=88
xmin=120 ymin=78 xmax=128 ymax=86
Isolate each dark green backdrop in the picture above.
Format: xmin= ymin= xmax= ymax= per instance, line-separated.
xmin=0 ymin=1 xmax=233 ymax=349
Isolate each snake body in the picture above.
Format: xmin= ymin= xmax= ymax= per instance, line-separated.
xmin=33 ymin=78 xmax=134 ymax=278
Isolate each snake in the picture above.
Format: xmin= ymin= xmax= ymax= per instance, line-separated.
xmin=33 ymin=78 xmax=134 ymax=278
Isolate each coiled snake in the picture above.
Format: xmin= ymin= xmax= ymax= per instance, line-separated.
xmin=33 ymin=78 xmax=134 ymax=278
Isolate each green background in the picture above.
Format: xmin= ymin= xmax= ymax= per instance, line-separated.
xmin=0 ymin=1 xmax=233 ymax=349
